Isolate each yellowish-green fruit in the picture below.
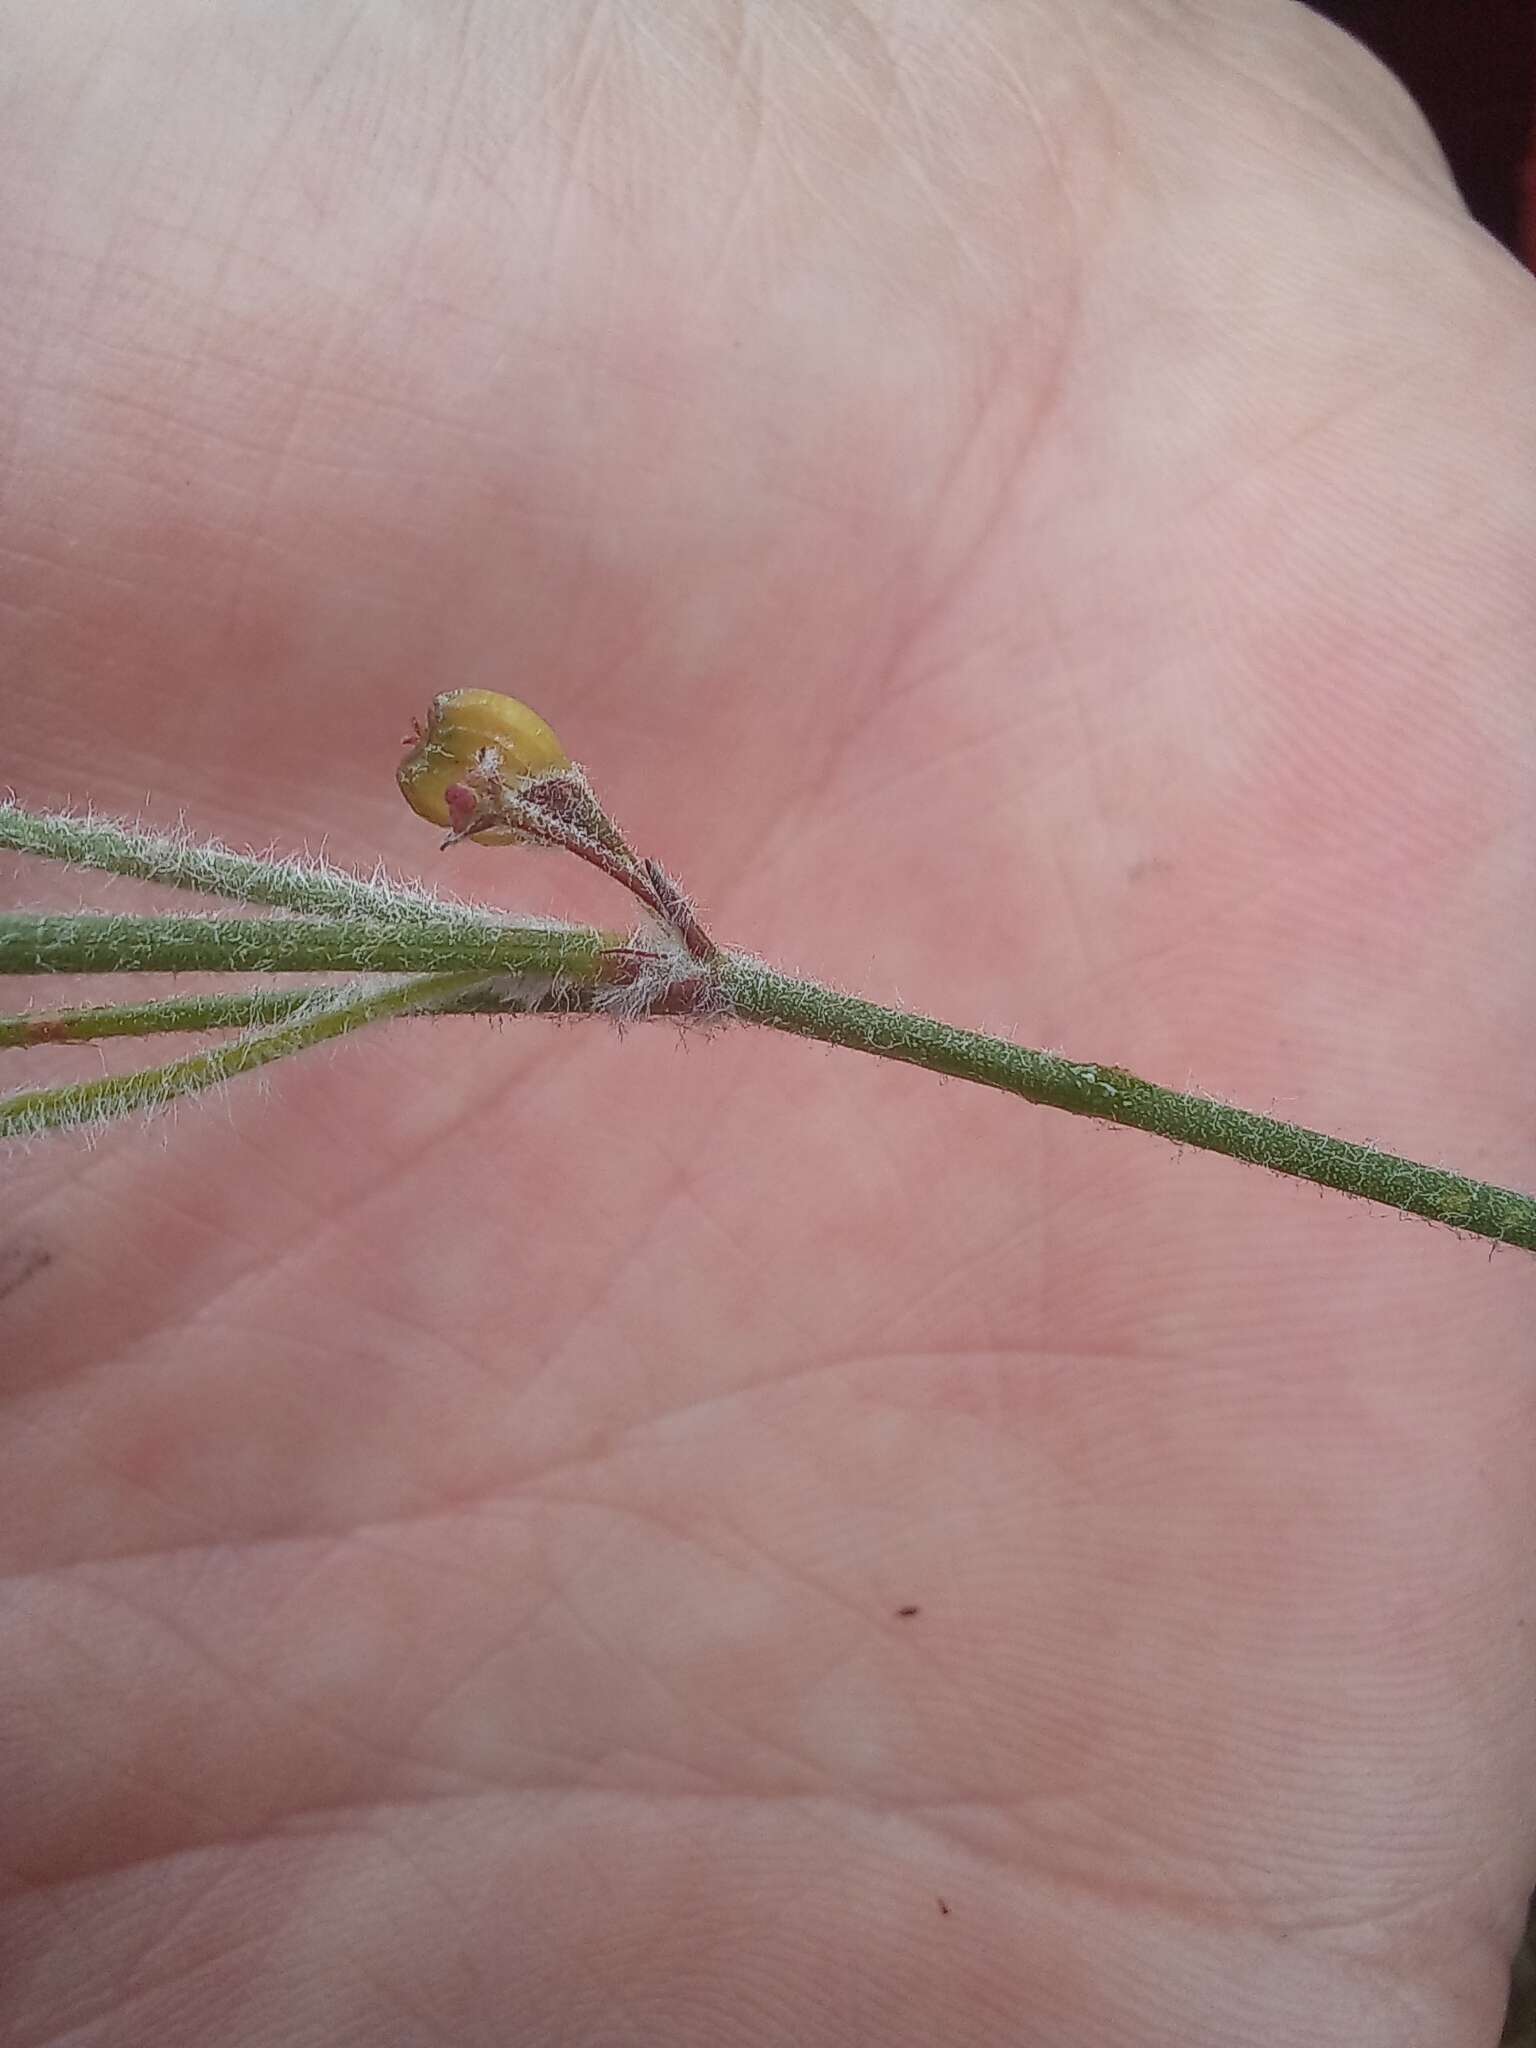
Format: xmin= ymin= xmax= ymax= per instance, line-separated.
xmin=398 ymin=690 xmax=571 ymax=845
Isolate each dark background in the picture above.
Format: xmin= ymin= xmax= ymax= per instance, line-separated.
xmin=1305 ymin=0 xmax=1536 ymax=255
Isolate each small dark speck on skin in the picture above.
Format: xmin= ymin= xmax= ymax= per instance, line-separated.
xmin=1128 ymin=855 xmax=1172 ymax=885
xmin=896 ymin=1605 xmax=920 ymax=1618
xmin=937 ymin=1898 xmax=950 ymax=1915
xmin=0 ymin=1240 xmax=52 ymax=1306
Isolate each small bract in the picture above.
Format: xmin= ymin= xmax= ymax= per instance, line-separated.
xmin=398 ymin=689 xmax=571 ymax=845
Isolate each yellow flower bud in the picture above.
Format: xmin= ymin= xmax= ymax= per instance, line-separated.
xmin=397 ymin=690 xmax=572 ymax=845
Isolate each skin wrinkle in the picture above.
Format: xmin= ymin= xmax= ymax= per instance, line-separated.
xmin=742 ymin=337 xmax=1055 ymax=880
xmin=0 ymin=527 xmax=152 ymax=595
xmin=7 ymin=1954 xmax=238 ymax=2048
xmin=700 ymin=1538 xmax=1004 ymax=1793
xmin=1041 ymin=693 xmax=1127 ymax=977
xmin=6 ymin=1777 xmax=1499 ymax=2048
xmin=1167 ymin=368 xmax=1425 ymax=532
xmin=63 ymin=64 xmax=168 ymax=362
xmin=50 ymin=284 xmax=205 ymax=382
xmin=109 ymin=1853 xmax=257 ymax=2009
xmin=196 ymin=350 xmax=501 ymax=467
xmin=26 ymin=1568 xmax=421 ymax=1793
xmin=689 ymin=15 xmax=769 ymax=292
xmin=763 ymin=98 xmax=876 ymax=256
xmin=2 ymin=1013 xmax=579 ymax=1411
xmin=1210 ymin=116 xmax=1469 ymax=246
xmin=216 ymin=308 xmax=344 ymax=643
xmin=526 ymin=1128 xmax=760 ymax=1410
xmin=4 ymin=1324 xmax=1180 ymax=1580
xmin=122 ymin=51 xmax=324 ymax=429
xmin=1 ymin=1184 xmax=332 ymax=1408
xmin=543 ymin=0 xmax=622 ymax=261
xmin=35 ymin=1777 xmax=1455 ymax=2048
xmin=45 ymin=1322 xmax=452 ymax=1553
xmin=503 ymin=1532 xmax=844 ymax=1795
xmin=651 ymin=56 xmax=1024 ymax=880
xmin=342 ymin=1961 xmax=471 ymax=2048
xmin=1008 ymin=1768 xmax=1379 ymax=1929
xmin=539 ymin=413 xmax=608 ymax=692
xmin=651 ymin=1176 xmax=815 ymax=1344
xmin=188 ymin=1271 xmax=523 ymax=1421
xmin=246 ymin=1522 xmax=404 ymax=1639
xmin=333 ymin=1828 xmax=504 ymax=2037
xmin=791 ymin=9 xmax=914 ymax=166
xmin=0 ymin=98 xmax=79 ymax=489
xmin=528 ymin=1481 xmax=908 ymax=1713
xmin=18 ymin=1597 xmax=502 ymax=1861
xmin=467 ymin=1496 xmax=1026 ymax=1826
xmin=0 ymin=1773 xmax=1436 ymax=1913
xmin=1162 ymin=1 xmax=1453 ymax=209
xmin=891 ymin=21 xmax=1065 ymax=273
xmin=19 ymin=1939 xmax=284 ymax=2048
xmin=410 ymin=0 xmax=483 ymax=265
xmin=746 ymin=204 xmax=1085 ymax=882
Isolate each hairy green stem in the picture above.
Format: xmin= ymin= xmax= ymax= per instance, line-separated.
xmin=0 ymin=990 xmax=313 ymax=1047
xmin=0 ymin=913 xmax=614 ymax=978
xmin=0 ymin=972 xmax=492 ymax=1140
xmin=0 ymin=982 xmax=597 ymax=1047
xmin=0 ymin=801 xmax=506 ymax=927
xmin=720 ymin=959 xmax=1536 ymax=1253
xmin=0 ymin=852 xmax=1528 ymax=1250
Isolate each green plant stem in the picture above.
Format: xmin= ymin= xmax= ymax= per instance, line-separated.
xmin=0 ymin=990 xmax=313 ymax=1046
xmin=0 ymin=905 xmax=1529 ymax=1254
xmin=0 ymin=800 xmax=506 ymax=927
xmin=0 ymin=913 xmax=614 ymax=978
xmin=0 ymin=973 xmax=492 ymax=1140
xmin=717 ymin=958 xmax=1536 ymax=1254
xmin=0 ymin=983 xmax=597 ymax=1047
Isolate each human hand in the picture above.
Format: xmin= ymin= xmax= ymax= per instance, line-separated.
xmin=3 ymin=4 xmax=1533 ymax=2042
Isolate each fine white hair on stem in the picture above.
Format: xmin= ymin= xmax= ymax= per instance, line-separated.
xmin=590 ymin=929 xmax=736 ymax=1028
xmin=0 ymin=971 xmax=486 ymax=1145
xmin=0 ymin=800 xmax=537 ymax=930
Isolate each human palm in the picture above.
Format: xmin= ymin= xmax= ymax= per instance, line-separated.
xmin=4 ymin=5 xmax=1534 ymax=2043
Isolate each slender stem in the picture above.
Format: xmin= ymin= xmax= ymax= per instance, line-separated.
xmin=0 ymin=990 xmax=313 ymax=1046
xmin=0 ymin=972 xmax=492 ymax=1140
xmin=640 ymin=860 xmax=720 ymax=962
xmin=0 ymin=913 xmax=617 ymax=978
xmin=719 ymin=958 xmax=1536 ymax=1254
xmin=492 ymin=794 xmax=678 ymax=919
xmin=467 ymin=777 xmax=719 ymax=958
xmin=0 ymin=982 xmax=600 ymax=1047
xmin=0 ymin=800 xmax=506 ymax=927
xmin=0 ymin=897 xmax=1529 ymax=1252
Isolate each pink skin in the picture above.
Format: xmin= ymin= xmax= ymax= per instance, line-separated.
xmin=2 ymin=6 xmax=1535 ymax=2046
